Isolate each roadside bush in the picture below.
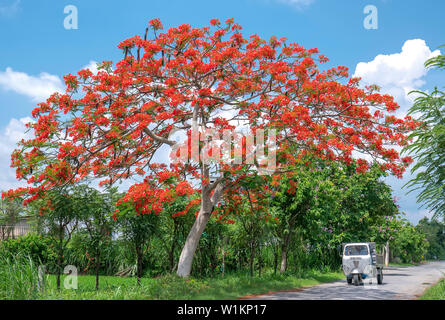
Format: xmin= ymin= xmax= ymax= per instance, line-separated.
xmin=392 ymin=221 xmax=429 ymax=263
xmin=0 ymin=233 xmax=57 ymax=268
xmin=65 ymin=232 xmax=134 ymax=276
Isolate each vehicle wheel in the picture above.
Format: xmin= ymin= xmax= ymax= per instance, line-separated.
xmin=347 ymin=277 xmax=352 ymax=285
xmin=353 ymin=274 xmax=359 ymax=286
xmin=377 ymin=270 xmax=383 ymax=284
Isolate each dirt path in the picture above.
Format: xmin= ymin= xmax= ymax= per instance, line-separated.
xmin=249 ymin=261 xmax=445 ymax=300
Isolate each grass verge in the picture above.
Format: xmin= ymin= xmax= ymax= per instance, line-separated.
xmin=418 ymin=278 xmax=445 ymax=300
xmin=36 ymin=270 xmax=344 ymax=300
xmin=388 ymin=262 xmax=419 ymax=267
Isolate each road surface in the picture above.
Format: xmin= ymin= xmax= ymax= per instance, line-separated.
xmin=250 ymin=261 xmax=445 ymax=300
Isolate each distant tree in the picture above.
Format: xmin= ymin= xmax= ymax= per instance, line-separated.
xmin=271 ymin=161 xmax=398 ymax=272
xmin=0 ymin=196 xmax=23 ymax=239
xmin=75 ymin=185 xmax=119 ymax=290
xmin=116 ymin=211 xmax=158 ymax=285
xmin=35 ymin=187 xmax=82 ymax=289
xmin=403 ymin=46 xmax=445 ymax=218
xmin=391 ymin=219 xmax=429 ymax=264
xmin=372 ymin=215 xmax=402 ymax=266
xmin=416 ymin=217 xmax=445 ymax=260
xmin=271 ymin=164 xmax=320 ymax=274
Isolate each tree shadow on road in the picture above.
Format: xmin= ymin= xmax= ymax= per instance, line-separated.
xmin=252 ymin=281 xmax=409 ymax=300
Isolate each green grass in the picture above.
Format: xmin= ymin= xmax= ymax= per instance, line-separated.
xmin=1 ymin=252 xmax=344 ymax=300
xmin=35 ymin=270 xmax=344 ymax=300
xmin=388 ymin=262 xmax=419 ymax=267
xmin=419 ymin=278 xmax=445 ymax=300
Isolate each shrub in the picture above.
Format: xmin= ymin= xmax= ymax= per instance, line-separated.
xmin=0 ymin=233 xmax=57 ymax=268
xmin=63 ymin=231 xmax=136 ymax=276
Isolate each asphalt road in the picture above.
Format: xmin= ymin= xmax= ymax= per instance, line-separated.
xmin=250 ymin=261 xmax=445 ymax=300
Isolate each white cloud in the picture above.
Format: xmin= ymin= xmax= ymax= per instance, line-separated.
xmin=2 ymin=117 xmax=33 ymax=144
xmin=353 ymin=39 xmax=441 ymax=113
xmin=0 ymin=67 xmax=64 ymax=102
xmin=0 ymin=117 xmax=34 ymax=192
xmin=275 ymin=0 xmax=314 ymax=10
xmin=0 ymin=60 xmax=102 ymax=102
xmin=82 ymin=60 xmax=100 ymax=75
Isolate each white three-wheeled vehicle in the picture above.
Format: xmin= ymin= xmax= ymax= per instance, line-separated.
xmin=341 ymin=242 xmax=384 ymax=286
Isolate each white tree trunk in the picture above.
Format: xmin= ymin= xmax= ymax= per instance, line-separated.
xmin=279 ymin=234 xmax=291 ymax=274
xmin=177 ymin=182 xmax=224 ymax=277
xmin=280 ymin=250 xmax=287 ymax=274
xmin=384 ymin=241 xmax=390 ymax=267
xmin=176 ymin=206 xmax=211 ymax=277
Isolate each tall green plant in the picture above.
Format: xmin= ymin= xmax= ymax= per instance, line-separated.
xmin=74 ymin=185 xmax=120 ymax=290
xmin=116 ymin=210 xmax=159 ymax=285
xmin=0 ymin=252 xmax=47 ymax=300
xmin=403 ymin=46 xmax=445 ymax=218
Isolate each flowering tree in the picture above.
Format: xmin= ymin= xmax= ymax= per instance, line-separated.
xmin=372 ymin=215 xmax=401 ymax=266
xmin=3 ymin=18 xmax=417 ymax=277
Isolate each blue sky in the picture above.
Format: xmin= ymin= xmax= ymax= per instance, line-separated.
xmin=0 ymin=0 xmax=443 ymax=223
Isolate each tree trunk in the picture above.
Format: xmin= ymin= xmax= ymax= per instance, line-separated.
xmin=221 ymin=238 xmax=226 ymax=278
xmin=136 ymin=247 xmax=143 ymax=285
xmin=279 ymin=214 xmax=299 ymax=274
xmin=280 ymin=249 xmax=287 ymax=274
xmin=210 ymin=249 xmax=217 ymax=277
xmin=249 ymin=242 xmax=256 ymax=277
xmin=177 ymin=183 xmax=224 ymax=277
xmin=258 ymin=243 xmax=262 ymax=277
xmin=56 ymin=226 xmax=63 ymax=290
xmin=385 ymin=241 xmax=390 ymax=267
xmin=177 ymin=207 xmax=211 ymax=277
xmin=56 ymin=266 xmax=61 ymax=290
xmin=169 ymin=219 xmax=179 ymax=272
xmin=293 ymin=248 xmax=298 ymax=273
xmin=280 ymin=234 xmax=291 ymax=274
xmin=95 ymin=249 xmax=100 ymax=290
xmin=273 ymin=246 xmax=278 ymax=275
